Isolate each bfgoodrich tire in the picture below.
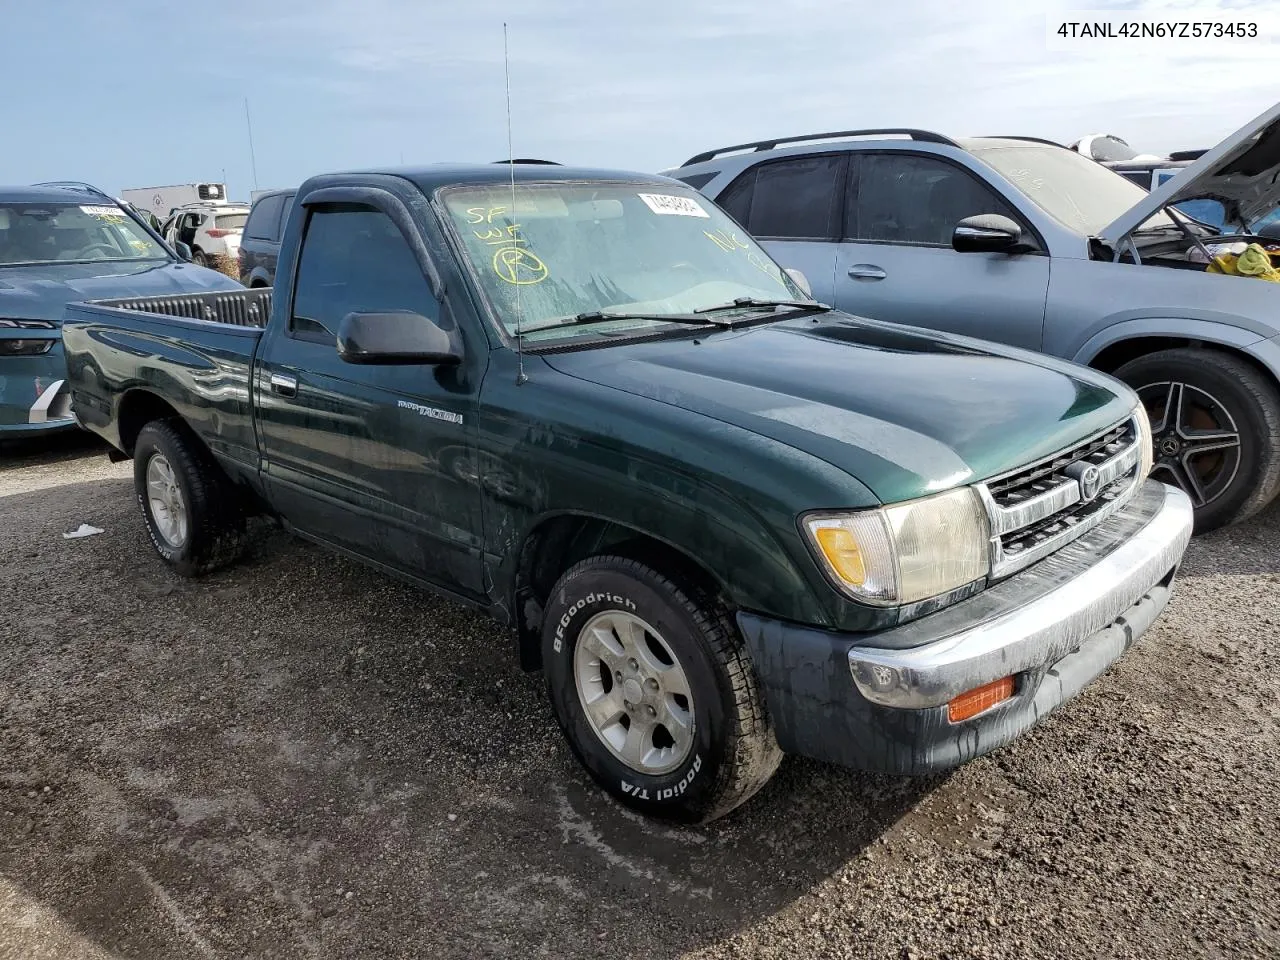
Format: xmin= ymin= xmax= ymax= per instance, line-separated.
xmin=542 ymin=555 xmax=782 ymax=823
xmin=1115 ymin=348 xmax=1280 ymax=532
xmin=133 ymin=419 xmax=248 ymax=576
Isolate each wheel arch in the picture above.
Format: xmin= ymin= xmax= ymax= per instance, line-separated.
xmin=116 ymin=388 xmax=184 ymax=456
xmin=511 ymin=513 xmax=730 ymax=672
xmin=1076 ymin=320 xmax=1280 ymax=390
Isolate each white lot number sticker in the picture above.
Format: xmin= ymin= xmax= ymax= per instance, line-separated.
xmin=80 ymin=205 xmax=122 ymax=218
xmin=638 ymin=193 xmax=710 ymax=218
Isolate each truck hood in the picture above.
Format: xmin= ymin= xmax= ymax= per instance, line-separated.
xmin=543 ymin=315 xmax=1135 ymax=504
xmin=0 ymin=260 xmax=242 ymax=324
xmin=1099 ymin=100 xmax=1280 ymax=244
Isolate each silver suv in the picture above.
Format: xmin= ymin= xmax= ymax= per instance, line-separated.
xmin=669 ymin=104 xmax=1280 ymax=532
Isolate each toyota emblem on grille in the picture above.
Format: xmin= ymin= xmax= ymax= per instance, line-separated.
xmin=1078 ymin=465 xmax=1102 ymax=502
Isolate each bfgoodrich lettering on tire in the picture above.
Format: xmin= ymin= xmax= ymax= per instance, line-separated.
xmin=542 ymin=555 xmax=782 ymax=823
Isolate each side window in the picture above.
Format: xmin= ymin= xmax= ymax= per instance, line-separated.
xmin=738 ymin=155 xmax=843 ymax=240
xmin=715 ymin=168 xmax=756 ymax=225
xmin=853 ymin=154 xmax=1020 ymax=246
xmin=290 ymin=204 xmax=435 ymax=345
xmin=246 ymin=195 xmax=284 ymax=240
xmin=276 ymin=195 xmax=295 ymax=240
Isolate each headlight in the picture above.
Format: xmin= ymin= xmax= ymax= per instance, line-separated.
xmin=1133 ymin=403 xmax=1154 ymax=479
xmin=0 ymin=319 xmax=56 ymax=357
xmin=802 ymin=487 xmax=991 ymax=606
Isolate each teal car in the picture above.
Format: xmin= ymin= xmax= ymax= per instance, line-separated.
xmin=0 ymin=184 xmax=241 ymax=438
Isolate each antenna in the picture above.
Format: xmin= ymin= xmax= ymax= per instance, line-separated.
xmin=504 ymin=22 xmax=528 ymax=386
xmin=244 ymin=97 xmax=260 ymax=190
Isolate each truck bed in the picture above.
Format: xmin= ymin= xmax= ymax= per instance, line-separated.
xmin=62 ymin=289 xmax=272 ymax=473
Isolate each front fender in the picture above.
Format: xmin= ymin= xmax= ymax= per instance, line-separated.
xmin=479 ymin=353 xmax=876 ymax=630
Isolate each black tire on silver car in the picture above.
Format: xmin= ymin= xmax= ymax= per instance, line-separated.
xmin=542 ymin=555 xmax=782 ymax=823
xmin=133 ymin=419 xmax=248 ymax=576
xmin=191 ymin=247 xmax=209 ymax=267
xmin=1115 ymin=348 xmax=1280 ymax=532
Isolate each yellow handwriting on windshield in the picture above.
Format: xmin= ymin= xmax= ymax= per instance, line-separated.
xmin=493 ymin=247 xmax=548 ymax=285
xmin=465 ymin=206 xmax=512 ymax=224
xmin=473 ymin=224 xmax=525 ymax=246
xmin=704 ymin=229 xmax=749 ymax=253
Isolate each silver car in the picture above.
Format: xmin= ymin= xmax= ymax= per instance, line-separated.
xmin=670 ymin=104 xmax=1280 ymax=532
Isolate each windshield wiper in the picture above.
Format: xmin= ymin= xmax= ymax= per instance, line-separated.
xmin=515 ymin=310 xmax=728 ymax=337
xmin=694 ymin=297 xmax=831 ymax=319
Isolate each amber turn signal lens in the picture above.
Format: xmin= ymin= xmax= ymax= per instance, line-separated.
xmin=948 ymin=676 xmax=1015 ymax=723
xmin=814 ymin=526 xmax=867 ymax=587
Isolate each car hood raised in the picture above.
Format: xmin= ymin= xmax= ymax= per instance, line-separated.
xmin=0 ymin=260 xmax=242 ymax=323
xmin=544 ymin=315 xmax=1135 ymax=504
xmin=1100 ymin=99 xmax=1280 ymax=243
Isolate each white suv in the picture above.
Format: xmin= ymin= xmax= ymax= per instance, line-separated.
xmin=160 ymin=203 xmax=249 ymax=266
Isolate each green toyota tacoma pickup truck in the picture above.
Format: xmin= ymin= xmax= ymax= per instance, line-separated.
xmin=62 ymin=164 xmax=1193 ymax=822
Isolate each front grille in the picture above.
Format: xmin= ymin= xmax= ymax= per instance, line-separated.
xmin=988 ymin=423 xmax=1130 ymax=503
xmin=980 ymin=418 xmax=1142 ymax=578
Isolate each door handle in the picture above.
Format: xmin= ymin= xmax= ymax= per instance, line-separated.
xmin=269 ymin=372 xmax=298 ymax=398
xmin=848 ymin=264 xmax=887 ymax=281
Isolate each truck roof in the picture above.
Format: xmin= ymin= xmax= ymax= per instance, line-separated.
xmin=0 ymin=185 xmax=109 ymax=204
xmin=327 ymin=164 xmax=678 ymax=194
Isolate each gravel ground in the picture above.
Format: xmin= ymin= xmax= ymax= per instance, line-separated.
xmin=1 ymin=434 xmax=1278 ymax=960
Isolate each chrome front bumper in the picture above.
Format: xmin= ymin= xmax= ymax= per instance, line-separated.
xmin=737 ymin=479 xmax=1192 ymax=776
xmin=848 ymin=479 xmax=1192 ymax=709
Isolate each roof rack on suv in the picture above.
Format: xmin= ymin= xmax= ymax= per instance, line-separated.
xmin=1169 ymin=149 xmax=1208 ymax=162
xmin=491 ymin=158 xmax=562 ymax=165
xmin=978 ymin=136 xmax=1065 ymax=147
xmin=681 ymin=129 xmax=960 ymax=167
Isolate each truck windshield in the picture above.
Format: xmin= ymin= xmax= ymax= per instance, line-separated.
xmin=441 ymin=182 xmax=806 ymax=339
xmin=0 ymin=202 xmax=168 ymax=266
xmin=966 ymin=142 xmax=1175 ymax=235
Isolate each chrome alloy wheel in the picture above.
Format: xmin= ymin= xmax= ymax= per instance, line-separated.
xmin=145 ymin=453 xmax=189 ymax=548
xmin=573 ymin=611 xmax=695 ymax=776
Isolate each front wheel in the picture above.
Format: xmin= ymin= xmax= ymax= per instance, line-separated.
xmin=191 ymin=247 xmax=209 ymax=267
xmin=542 ymin=555 xmax=782 ymax=823
xmin=1115 ymin=348 xmax=1280 ymax=532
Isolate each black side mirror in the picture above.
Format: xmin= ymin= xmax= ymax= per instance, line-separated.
xmin=337 ymin=310 xmax=461 ymax=365
xmin=174 ymin=241 xmax=193 ymax=262
xmin=952 ymin=214 xmax=1024 ymax=254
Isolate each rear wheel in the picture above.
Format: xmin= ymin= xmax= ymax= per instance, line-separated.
xmin=1114 ymin=348 xmax=1280 ymax=531
xmin=542 ymin=555 xmax=782 ymax=823
xmin=133 ymin=420 xmax=247 ymax=576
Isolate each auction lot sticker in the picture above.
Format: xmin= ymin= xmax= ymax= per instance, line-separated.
xmin=638 ymin=193 xmax=710 ymax=218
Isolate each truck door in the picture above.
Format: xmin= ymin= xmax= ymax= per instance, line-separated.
xmin=254 ymin=193 xmax=486 ymax=598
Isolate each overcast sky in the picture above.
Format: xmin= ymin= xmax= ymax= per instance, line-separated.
xmin=1 ymin=0 xmax=1276 ymax=199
